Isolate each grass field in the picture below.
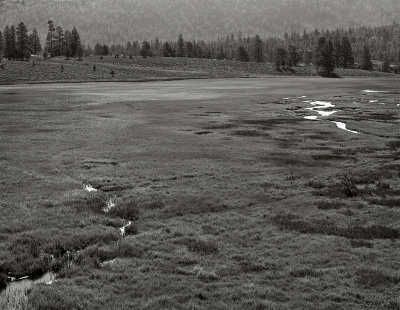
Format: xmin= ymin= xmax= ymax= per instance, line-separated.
xmin=0 ymin=56 xmax=397 ymax=84
xmin=0 ymin=77 xmax=400 ymax=310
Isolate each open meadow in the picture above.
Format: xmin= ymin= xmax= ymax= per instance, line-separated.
xmin=1 ymin=77 xmax=400 ymax=310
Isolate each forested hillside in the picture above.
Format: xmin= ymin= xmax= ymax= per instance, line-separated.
xmin=0 ymin=0 xmax=400 ymax=45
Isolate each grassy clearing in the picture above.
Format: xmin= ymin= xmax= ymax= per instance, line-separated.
xmin=1 ymin=78 xmax=400 ymax=309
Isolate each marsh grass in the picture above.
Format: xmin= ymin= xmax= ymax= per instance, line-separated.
xmin=356 ymin=268 xmax=400 ymax=288
xmin=272 ymin=214 xmax=399 ymax=239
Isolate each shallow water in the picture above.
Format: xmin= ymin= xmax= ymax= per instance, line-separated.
xmin=0 ymin=273 xmax=56 ymax=310
xmin=304 ymin=116 xmax=319 ymax=120
xmin=84 ymin=184 xmax=97 ymax=192
xmin=331 ymin=121 xmax=358 ymax=134
xmin=120 ymin=221 xmax=132 ymax=236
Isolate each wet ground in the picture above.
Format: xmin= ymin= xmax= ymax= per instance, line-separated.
xmin=1 ymin=77 xmax=400 ymax=310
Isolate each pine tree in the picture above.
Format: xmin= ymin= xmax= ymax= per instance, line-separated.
xmin=216 ymin=46 xmax=226 ymax=60
xmin=382 ymin=54 xmax=391 ymax=72
xmin=333 ymin=38 xmax=342 ymax=67
xmin=140 ymin=40 xmax=152 ymax=58
xmin=45 ymin=20 xmax=56 ymax=57
xmin=253 ymin=35 xmax=263 ymax=62
xmin=315 ymin=37 xmax=335 ymax=76
xmin=64 ymin=30 xmax=73 ymax=59
xmin=275 ymin=47 xmax=287 ymax=68
xmin=0 ymin=31 xmax=3 ymax=57
xmin=29 ymin=28 xmax=42 ymax=55
xmin=288 ymin=45 xmax=300 ymax=67
xmin=70 ymin=27 xmax=81 ymax=57
xmin=3 ymin=26 xmax=11 ymax=59
xmin=186 ymin=41 xmax=194 ymax=58
xmin=237 ymin=46 xmax=249 ymax=62
xmin=162 ymin=42 xmax=174 ymax=57
xmin=177 ymin=34 xmax=185 ymax=57
xmin=341 ymin=37 xmax=354 ymax=68
xmin=16 ymin=22 xmax=30 ymax=60
xmin=9 ymin=26 xmax=17 ymax=60
xmin=361 ymin=44 xmax=373 ymax=70
xmin=55 ymin=26 xmax=64 ymax=56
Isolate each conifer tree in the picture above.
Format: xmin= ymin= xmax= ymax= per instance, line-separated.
xmin=45 ymin=20 xmax=56 ymax=57
xmin=382 ymin=54 xmax=391 ymax=72
xmin=162 ymin=42 xmax=174 ymax=57
xmin=9 ymin=25 xmax=17 ymax=60
xmin=341 ymin=37 xmax=354 ymax=68
xmin=315 ymin=37 xmax=335 ymax=76
xmin=253 ymin=35 xmax=263 ymax=62
xmin=140 ymin=40 xmax=152 ymax=58
xmin=237 ymin=46 xmax=249 ymax=62
xmin=186 ymin=41 xmax=194 ymax=58
xmin=64 ymin=30 xmax=73 ymax=59
xmin=333 ymin=38 xmax=342 ymax=67
xmin=288 ymin=45 xmax=300 ymax=67
xmin=3 ymin=26 xmax=11 ymax=59
xmin=16 ymin=22 xmax=30 ymax=60
xmin=55 ymin=26 xmax=64 ymax=56
xmin=275 ymin=47 xmax=287 ymax=68
xmin=0 ymin=31 xmax=3 ymax=57
xmin=361 ymin=43 xmax=373 ymax=70
xmin=177 ymin=34 xmax=185 ymax=57
xmin=70 ymin=27 xmax=81 ymax=57
xmin=29 ymin=28 xmax=42 ymax=55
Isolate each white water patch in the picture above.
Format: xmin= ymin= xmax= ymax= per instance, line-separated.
xmin=331 ymin=121 xmax=358 ymax=134
xmin=102 ymin=198 xmax=116 ymax=213
xmin=84 ymin=184 xmax=98 ymax=192
xmin=314 ymin=110 xmax=338 ymax=117
xmin=362 ymin=90 xmax=387 ymax=93
xmin=120 ymin=221 xmax=132 ymax=236
xmin=309 ymin=101 xmax=335 ymax=109
xmin=283 ymin=95 xmax=307 ymax=100
xmin=397 ymin=104 xmax=400 ymax=107
xmin=304 ymin=116 xmax=319 ymax=120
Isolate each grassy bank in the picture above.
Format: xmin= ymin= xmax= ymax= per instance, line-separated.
xmin=0 ymin=56 xmax=397 ymax=84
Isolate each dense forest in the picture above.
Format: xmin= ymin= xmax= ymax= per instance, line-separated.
xmin=0 ymin=0 xmax=400 ymax=45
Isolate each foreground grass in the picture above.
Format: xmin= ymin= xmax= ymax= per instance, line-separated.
xmin=1 ymin=78 xmax=400 ymax=309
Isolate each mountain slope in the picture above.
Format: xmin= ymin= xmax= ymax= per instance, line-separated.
xmin=1 ymin=0 xmax=400 ymax=45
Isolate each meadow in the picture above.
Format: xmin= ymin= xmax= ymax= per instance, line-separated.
xmin=0 ymin=77 xmax=399 ymax=310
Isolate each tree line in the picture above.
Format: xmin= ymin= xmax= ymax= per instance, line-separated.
xmin=91 ymin=23 xmax=399 ymax=73
xmin=0 ymin=20 xmax=83 ymax=61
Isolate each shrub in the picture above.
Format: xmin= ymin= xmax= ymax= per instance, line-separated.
xmin=356 ymin=268 xmax=400 ymax=288
xmin=272 ymin=213 xmax=399 ymax=240
xmin=179 ymin=237 xmax=219 ymax=255
xmin=109 ymin=200 xmax=140 ymax=220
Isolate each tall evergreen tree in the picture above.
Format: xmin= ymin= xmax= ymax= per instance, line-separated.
xmin=64 ymin=30 xmax=73 ymax=59
xmin=253 ymin=35 xmax=263 ymax=62
xmin=177 ymin=34 xmax=185 ymax=57
xmin=70 ymin=27 xmax=81 ymax=57
xmin=29 ymin=28 xmax=42 ymax=55
xmin=140 ymin=40 xmax=152 ymax=58
xmin=45 ymin=20 xmax=56 ymax=56
xmin=361 ymin=44 xmax=373 ymax=70
xmin=288 ymin=45 xmax=300 ymax=67
xmin=333 ymin=38 xmax=342 ymax=67
xmin=341 ymin=37 xmax=354 ymax=68
xmin=382 ymin=54 xmax=391 ymax=72
xmin=275 ymin=47 xmax=287 ymax=68
xmin=16 ymin=22 xmax=30 ymax=60
xmin=0 ymin=31 xmax=3 ymax=57
xmin=162 ymin=42 xmax=175 ymax=57
xmin=9 ymin=25 xmax=17 ymax=60
xmin=55 ymin=26 xmax=65 ymax=56
xmin=315 ymin=37 xmax=335 ymax=76
xmin=3 ymin=26 xmax=11 ymax=59
xmin=237 ymin=46 xmax=249 ymax=62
